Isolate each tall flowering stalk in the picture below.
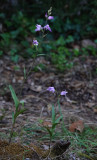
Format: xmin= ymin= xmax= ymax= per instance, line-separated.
xmin=20 ymin=8 xmax=54 ymax=97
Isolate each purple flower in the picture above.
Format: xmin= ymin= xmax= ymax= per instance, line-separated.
xmin=47 ymin=87 xmax=55 ymax=93
xmin=45 ymin=13 xmax=48 ymax=18
xmin=48 ymin=16 xmax=54 ymax=20
xmin=60 ymin=90 xmax=68 ymax=96
xmin=44 ymin=24 xmax=52 ymax=32
xmin=35 ymin=24 xmax=42 ymax=32
xmin=33 ymin=40 xmax=38 ymax=46
xmin=45 ymin=13 xmax=54 ymax=20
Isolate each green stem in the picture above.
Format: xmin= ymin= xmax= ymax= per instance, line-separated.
xmin=78 ymin=152 xmax=95 ymax=160
xmin=9 ymin=122 xmax=15 ymax=144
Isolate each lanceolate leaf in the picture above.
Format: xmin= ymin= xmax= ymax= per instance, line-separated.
xmin=55 ymin=115 xmax=63 ymax=124
xmin=9 ymin=85 xmax=20 ymax=109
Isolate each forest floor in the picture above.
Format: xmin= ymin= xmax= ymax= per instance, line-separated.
xmin=0 ymin=55 xmax=97 ymax=160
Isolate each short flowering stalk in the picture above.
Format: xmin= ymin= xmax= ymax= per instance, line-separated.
xmin=47 ymin=87 xmax=68 ymax=97
xmin=46 ymin=86 xmax=68 ymax=146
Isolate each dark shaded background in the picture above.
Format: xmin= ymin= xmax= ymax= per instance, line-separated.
xmin=1 ymin=0 xmax=97 ymax=39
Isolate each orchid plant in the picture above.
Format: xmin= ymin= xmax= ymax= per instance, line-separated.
xmin=8 ymin=8 xmax=68 ymax=145
xmin=33 ymin=10 xmax=68 ymax=143
xmin=8 ymin=8 xmax=54 ymax=143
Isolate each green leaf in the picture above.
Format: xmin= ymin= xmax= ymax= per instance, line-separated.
xmin=10 ymin=30 xmax=20 ymax=39
xmin=20 ymin=100 xmax=25 ymax=107
xmin=14 ymin=109 xmax=26 ymax=120
xmin=18 ymin=109 xmax=26 ymax=114
xmin=52 ymin=123 xmax=58 ymax=130
xmin=11 ymin=55 xmax=19 ymax=63
xmin=56 ymin=36 xmax=66 ymax=46
xmin=45 ymin=127 xmax=52 ymax=137
xmin=37 ymin=54 xmax=45 ymax=56
xmin=9 ymin=85 xmax=20 ymax=109
xmin=55 ymin=115 xmax=63 ymax=124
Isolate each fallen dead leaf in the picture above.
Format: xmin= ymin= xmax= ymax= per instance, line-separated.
xmin=36 ymin=86 xmax=42 ymax=92
xmin=71 ymin=81 xmax=85 ymax=89
xmin=69 ymin=120 xmax=84 ymax=133
xmin=93 ymin=108 xmax=97 ymax=113
xmin=81 ymin=39 xmax=97 ymax=48
xmin=30 ymin=85 xmax=42 ymax=92
xmin=85 ymin=102 xmax=95 ymax=108
xmin=41 ymin=121 xmax=52 ymax=128
xmin=66 ymin=97 xmax=78 ymax=104
xmin=47 ymin=103 xmax=52 ymax=112
xmin=72 ymin=44 xmax=80 ymax=50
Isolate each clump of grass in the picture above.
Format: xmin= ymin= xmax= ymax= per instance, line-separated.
xmin=70 ymin=126 xmax=97 ymax=159
xmin=23 ymin=122 xmax=97 ymax=159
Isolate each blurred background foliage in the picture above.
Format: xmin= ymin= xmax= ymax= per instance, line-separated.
xmin=1 ymin=0 xmax=97 ymax=38
xmin=0 ymin=0 xmax=97 ymax=70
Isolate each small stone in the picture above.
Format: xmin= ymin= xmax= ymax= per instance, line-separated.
xmin=81 ymin=39 xmax=97 ymax=48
